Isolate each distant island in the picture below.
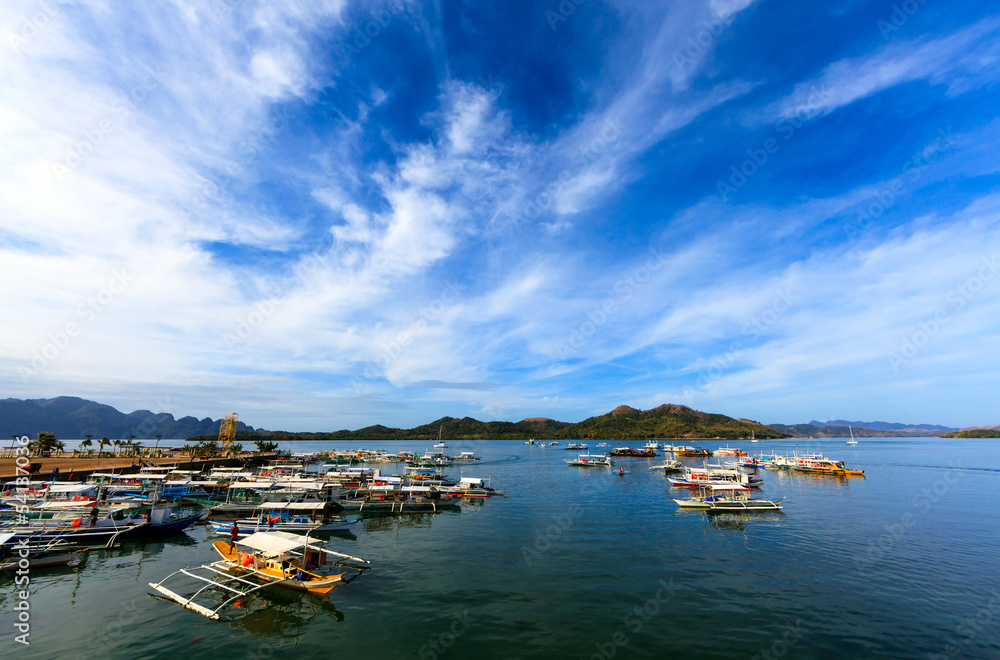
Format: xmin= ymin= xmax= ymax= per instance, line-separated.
xmin=940 ymin=427 xmax=1000 ymax=438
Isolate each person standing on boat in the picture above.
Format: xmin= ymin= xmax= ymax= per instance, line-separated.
xmin=229 ymin=522 xmax=239 ymax=553
xmin=90 ymin=504 xmax=100 ymax=527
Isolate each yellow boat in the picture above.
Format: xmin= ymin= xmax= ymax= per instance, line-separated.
xmin=149 ymin=531 xmax=370 ymax=619
xmin=791 ymin=458 xmax=864 ymax=477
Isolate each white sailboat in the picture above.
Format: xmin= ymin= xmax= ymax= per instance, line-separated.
xmin=846 ymin=425 xmax=858 ymax=445
xmin=750 ymin=430 xmax=758 ymax=443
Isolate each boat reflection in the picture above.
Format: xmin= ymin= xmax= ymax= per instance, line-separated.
xmin=227 ymin=592 xmax=344 ymax=636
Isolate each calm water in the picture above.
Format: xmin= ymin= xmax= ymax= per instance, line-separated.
xmin=2 ymin=438 xmax=999 ymax=659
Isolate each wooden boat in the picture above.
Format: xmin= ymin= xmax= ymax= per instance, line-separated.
xmin=438 ymin=477 xmax=506 ymax=498
xmin=565 ymin=453 xmax=614 ymax=467
xmin=0 ymin=533 xmax=83 ymax=571
xmin=791 ymin=458 xmax=864 ymax=476
xmin=673 ymin=484 xmax=785 ymax=511
xmin=452 ymin=451 xmax=480 ymax=461
xmin=648 ymin=460 xmax=684 ymax=472
xmin=715 ymin=446 xmax=747 ymax=456
xmin=609 ymin=447 xmax=657 ymax=457
xmin=335 ymin=486 xmax=460 ymax=513
xmin=668 ymin=466 xmax=763 ymax=488
xmin=208 ymin=502 xmax=357 ymax=535
xmin=149 ymin=531 xmax=370 ymax=619
xmin=677 ymin=447 xmax=713 ymax=457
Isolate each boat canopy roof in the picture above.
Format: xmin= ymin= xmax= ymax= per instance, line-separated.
xmin=701 ymin=484 xmax=751 ymax=491
xmin=48 ymin=483 xmax=97 ymax=493
xmin=239 ymin=531 xmax=308 ymax=555
xmin=459 ymin=477 xmax=483 ymax=485
xmin=228 ymin=481 xmax=278 ymax=490
xmin=0 ymin=532 xmax=15 ymax=546
xmin=255 ymin=501 xmax=326 ymax=511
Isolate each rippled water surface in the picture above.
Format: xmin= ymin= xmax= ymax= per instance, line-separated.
xmin=3 ymin=437 xmax=999 ymax=659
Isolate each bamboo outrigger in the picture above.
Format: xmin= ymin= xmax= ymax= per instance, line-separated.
xmin=148 ymin=531 xmax=370 ymax=620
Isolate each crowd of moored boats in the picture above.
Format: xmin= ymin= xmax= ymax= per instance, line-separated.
xmin=0 ymin=447 xmax=503 ymax=619
xmin=559 ymin=440 xmax=864 ymax=512
xmin=1 ymin=440 xmax=864 ymax=619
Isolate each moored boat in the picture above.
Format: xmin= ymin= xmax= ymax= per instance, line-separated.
xmin=672 ymin=484 xmax=784 ymax=511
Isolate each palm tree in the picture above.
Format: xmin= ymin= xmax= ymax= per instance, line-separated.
xmin=28 ymin=431 xmax=60 ymax=456
xmin=79 ymin=437 xmax=93 ymax=456
xmin=98 ymin=436 xmax=110 ymax=457
xmin=230 ymin=443 xmax=243 ymax=455
xmin=181 ymin=444 xmax=200 ymax=461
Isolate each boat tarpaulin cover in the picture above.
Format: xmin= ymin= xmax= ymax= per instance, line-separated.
xmin=256 ymin=502 xmax=326 ymax=510
xmin=239 ymin=531 xmax=306 ymax=555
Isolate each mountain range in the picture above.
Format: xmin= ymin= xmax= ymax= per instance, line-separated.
xmin=0 ymin=396 xmax=254 ymax=440
xmin=0 ymin=396 xmax=982 ymax=441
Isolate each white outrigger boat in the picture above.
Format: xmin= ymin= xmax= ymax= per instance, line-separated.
xmin=648 ymin=459 xmax=684 ymax=472
xmin=149 ymin=531 xmax=370 ymax=620
xmin=673 ymin=484 xmax=784 ymax=511
xmin=565 ymin=453 xmax=614 ymax=467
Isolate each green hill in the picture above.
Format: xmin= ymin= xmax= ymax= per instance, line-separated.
xmin=186 ymin=404 xmax=787 ymax=442
xmin=940 ymin=429 xmax=1000 ymax=438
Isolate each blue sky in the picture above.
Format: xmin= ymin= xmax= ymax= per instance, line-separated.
xmin=2 ymin=0 xmax=999 ymax=431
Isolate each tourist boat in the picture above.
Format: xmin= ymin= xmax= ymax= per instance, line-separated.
xmin=791 ymin=458 xmax=864 ymax=476
xmin=438 ymin=477 xmax=507 ymax=498
xmin=565 ymin=443 xmax=588 ymax=451
xmin=548 ymin=442 xmax=559 ymax=446
xmin=524 ymin=439 xmax=537 ymax=445
xmin=647 ymin=460 xmax=684 ymax=472
xmin=596 ymin=442 xmax=608 ymax=447
xmin=149 ymin=531 xmax=370 ymax=619
xmin=715 ymin=446 xmax=747 ymax=456
xmin=208 ymin=502 xmax=357 ymax=535
xmin=672 ymin=484 xmax=784 ymax=511
xmin=433 ymin=441 xmax=448 ymax=448
xmin=1 ymin=503 xmax=150 ymax=545
xmin=645 ymin=440 xmax=662 ymax=451
xmin=565 ymin=453 xmax=614 ymax=467
xmin=846 ymin=426 xmax=859 ymax=446
xmin=609 ymin=446 xmax=657 ymax=457
xmin=0 ymin=533 xmax=84 ymax=571
xmin=335 ymin=485 xmax=461 ymax=513
xmin=668 ymin=466 xmax=763 ymax=489
xmin=676 ymin=447 xmax=713 ymax=457
xmin=452 ymin=451 xmax=479 ymax=461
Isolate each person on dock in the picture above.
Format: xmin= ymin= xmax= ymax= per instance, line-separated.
xmin=229 ymin=522 xmax=239 ymax=553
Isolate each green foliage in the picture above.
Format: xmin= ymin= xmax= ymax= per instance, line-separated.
xmin=185 ymin=404 xmax=791 ymax=441
xmin=940 ymin=429 xmax=1000 ymax=438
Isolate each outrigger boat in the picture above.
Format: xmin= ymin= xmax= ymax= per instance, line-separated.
xmin=148 ymin=531 xmax=370 ymax=620
xmin=648 ymin=460 xmax=684 ymax=472
xmin=677 ymin=447 xmax=713 ymax=457
xmin=672 ymin=484 xmax=785 ymax=511
xmin=791 ymin=458 xmax=864 ymax=476
xmin=565 ymin=453 xmax=614 ymax=467
xmin=208 ymin=502 xmax=357 ymax=536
